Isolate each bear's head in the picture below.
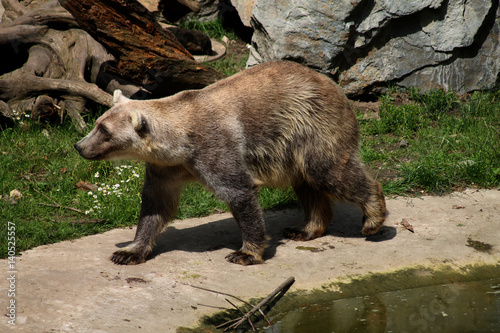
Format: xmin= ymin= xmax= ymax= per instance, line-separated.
xmin=74 ymin=90 xmax=150 ymax=162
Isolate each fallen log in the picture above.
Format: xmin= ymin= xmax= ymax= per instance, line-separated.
xmin=58 ymin=0 xmax=225 ymax=97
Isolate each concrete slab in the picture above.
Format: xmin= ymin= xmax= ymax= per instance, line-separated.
xmin=2 ymin=189 xmax=499 ymax=332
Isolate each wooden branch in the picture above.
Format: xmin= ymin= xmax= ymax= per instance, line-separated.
xmin=0 ymin=75 xmax=112 ymax=106
xmin=0 ymin=100 xmax=15 ymax=127
xmin=188 ymin=284 xmax=253 ymax=307
xmin=67 ymin=219 xmax=106 ymax=224
xmin=0 ymin=2 xmax=6 ymax=22
xmin=37 ymin=203 xmax=84 ymax=214
xmin=31 ymin=187 xmax=85 ymax=214
xmin=225 ymin=298 xmax=255 ymax=331
xmin=31 ymin=95 xmax=59 ymax=121
xmin=61 ymin=96 xmax=88 ymax=133
xmin=1 ymin=0 xmax=28 ymax=16
xmin=23 ymin=45 xmax=52 ymax=76
xmin=224 ymin=277 xmax=295 ymax=331
xmin=0 ymin=25 xmax=47 ymax=45
xmin=8 ymin=7 xmax=77 ymax=27
xmin=189 ymin=277 xmax=295 ymax=331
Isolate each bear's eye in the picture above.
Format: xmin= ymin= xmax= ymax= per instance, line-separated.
xmin=99 ymin=125 xmax=109 ymax=135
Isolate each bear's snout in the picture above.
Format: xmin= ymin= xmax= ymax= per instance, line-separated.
xmin=74 ymin=142 xmax=82 ymax=154
xmin=74 ymin=140 xmax=103 ymax=160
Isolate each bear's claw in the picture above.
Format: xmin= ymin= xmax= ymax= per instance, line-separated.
xmin=110 ymin=250 xmax=146 ymax=265
xmin=283 ymin=227 xmax=314 ymax=241
xmin=361 ymin=218 xmax=384 ymax=236
xmin=225 ymin=250 xmax=263 ymax=266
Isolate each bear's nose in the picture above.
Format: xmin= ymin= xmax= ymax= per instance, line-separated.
xmin=74 ymin=143 xmax=82 ymax=154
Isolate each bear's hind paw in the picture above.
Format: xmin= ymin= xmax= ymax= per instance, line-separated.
xmin=110 ymin=249 xmax=146 ymax=265
xmin=283 ymin=227 xmax=317 ymax=241
xmin=361 ymin=218 xmax=384 ymax=236
xmin=225 ymin=250 xmax=263 ymax=266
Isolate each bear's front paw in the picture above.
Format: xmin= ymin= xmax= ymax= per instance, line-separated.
xmin=225 ymin=250 xmax=264 ymax=266
xmin=110 ymin=249 xmax=146 ymax=265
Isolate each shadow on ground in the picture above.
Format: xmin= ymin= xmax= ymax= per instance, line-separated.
xmin=116 ymin=202 xmax=396 ymax=262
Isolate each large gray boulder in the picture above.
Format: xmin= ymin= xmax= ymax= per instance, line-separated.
xmin=248 ymin=0 xmax=500 ymax=96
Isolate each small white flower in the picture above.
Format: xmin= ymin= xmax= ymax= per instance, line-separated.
xmin=95 ymin=172 xmax=100 ymax=178
xmin=88 ymin=191 xmax=93 ymax=195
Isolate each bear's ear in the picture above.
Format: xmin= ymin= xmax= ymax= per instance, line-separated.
xmin=113 ymin=90 xmax=130 ymax=105
xmin=129 ymin=110 xmax=148 ymax=134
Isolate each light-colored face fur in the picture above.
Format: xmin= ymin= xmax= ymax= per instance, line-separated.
xmin=74 ymin=90 xmax=153 ymax=162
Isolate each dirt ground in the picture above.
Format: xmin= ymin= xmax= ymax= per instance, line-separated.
xmin=2 ymin=188 xmax=499 ymax=332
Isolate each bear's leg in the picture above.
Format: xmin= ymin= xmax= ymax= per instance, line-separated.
xmin=192 ymin=149 xmax=268 ymax=265
xmin=110 ymin=164 xmax=186 ymax=265
xmin=324 ymin=164 xmax=386 ymax=236
xmin=284 ymin=182 xmax=333 ymax=241
xmin=307 ymin=156 xmax=386 ymax=236
xmin=224 ymin=187 xmax=268 ymax=265
xmin=359 ymin=177 xmax=387 ymax=235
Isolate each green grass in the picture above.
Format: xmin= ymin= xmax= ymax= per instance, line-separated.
xmin=358 ymin=89 xmax=500 ymax=194
xmin=179 ymin=19 xmax=239 ymax=41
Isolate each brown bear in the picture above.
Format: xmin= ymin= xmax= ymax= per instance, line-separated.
xmin=74 ymin=61 xmax=387 ymax=266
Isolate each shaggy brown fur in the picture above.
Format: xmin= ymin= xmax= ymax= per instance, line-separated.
xmin=75 ymin=61 xmax=387 ymax=266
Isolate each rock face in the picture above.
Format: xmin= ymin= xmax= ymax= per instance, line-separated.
xmin=228 ymin=0 xmax=255 ymax=27
xmin=248 ymin=0 xmax=500 ymax=96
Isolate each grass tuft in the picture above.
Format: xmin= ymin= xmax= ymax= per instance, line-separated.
xmin=358 ymin=89 xmax=500 ymax=195
xmin=179 ymin=19 xmax=239 ymax=41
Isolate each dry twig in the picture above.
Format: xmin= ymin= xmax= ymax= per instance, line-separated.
xmin=24 ymin=176 xmax=85 ymax=214
xmin=36 ymin=202 xmax=83 ymax=214
xmin=188 ymin=276 xmax=295 ymax=331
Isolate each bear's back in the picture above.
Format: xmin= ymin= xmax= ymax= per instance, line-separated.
xmin=198 ymin=61 xmax=359 ymax=186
